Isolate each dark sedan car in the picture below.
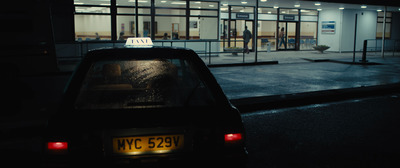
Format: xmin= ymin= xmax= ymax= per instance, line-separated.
xmin=44 ymin=44 xmax=247 ymax=167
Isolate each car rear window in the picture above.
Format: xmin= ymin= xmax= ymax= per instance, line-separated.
xmin=74 ymin=58 xmax=216 ymax=109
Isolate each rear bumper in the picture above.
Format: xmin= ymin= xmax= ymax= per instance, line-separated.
xmin=43 ymin=149 xmax=247 ymax=168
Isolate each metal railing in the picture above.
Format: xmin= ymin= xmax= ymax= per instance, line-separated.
xmin=365 ymin=39 xmax=400 ymax=57
xmin=55 ymin=40 xmax=255 ymax=66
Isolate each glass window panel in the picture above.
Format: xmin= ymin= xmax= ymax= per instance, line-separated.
xmin=189 ymin=17 xmax=218 ymax=40
xmin=117 ymin=0 xmax=134 ymax=6
xmin=74 ymin=0 xmax=110 ymax=6
xmin=376 ymin=23 xmax=391 ymax=39
xmin=300 ymin=9 xmax=318 ymax=16
xmin=300 ymin=22 xmax=318 ymax=50
xmin=220 ymin=7 xmax=229 ymax=13
xmin=190 ymin=1 xmax=218 ymax=10
xmin=117 ymin=7 xmax=136 ymax=14
xmin=378 ymin=12 xmax=392 ymax=17
xmin=301 ymin=15 xmax=318 ymax=22
xmin=75 ymin=6 xmax=110 ymax=13
xmin=231 ymin=6 xmax=254 ymax=13
xmin=156 ymin=0 xmax=186 ymax=8
xmin=190 ymin=10 xmax=218 ymax=16
xmin=75 ymin=15 xmax=111 ymax=41
xmin=280 ymin=9 xmax=298 ymax=15
xmin=258 ymin=8 xmax=277 ymax=14
xmin=117 ymin=16 xmax=136 ymax=40
xmin=138 ymin=16 xmax=151 ymax=37
xmin=138 ymin=8 xmax=151 ymax=14
xmin=154 ymin=16 xmax=186 ymax=40
xmin=257 ymin=21 xmax=276 ymax=51
xmin=156 ymin=9 xmax=186 ymax=15
xmin=137 ymin=0 xmax=151 ymax=7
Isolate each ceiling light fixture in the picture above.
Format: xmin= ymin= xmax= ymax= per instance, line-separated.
xmin=315 ymin=2 xmax=321 ymax=6
xmin=273 ymin=6 xmax=279 ymax=9
xmin=294 ymin=4 xmax=300 ymax=8
xmin=241 ymin=1 xmax=248 ymax=4
xmin=361 ymin=5 xmax=367 ymax=9
xmin=339 ymin=7 xmax=344 ymax=10
xmin=171 ymin=2 xmax=186 ymax=5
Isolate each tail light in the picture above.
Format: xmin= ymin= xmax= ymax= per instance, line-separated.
xmin=224 ymin=133 xmax=243 ymax=145
xmin=47 ymin=142 xmax=68 ymax=155
xmin=225 ymin=133 xmax=242 ymax=142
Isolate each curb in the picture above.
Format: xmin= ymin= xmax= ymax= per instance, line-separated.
xmin=231 ymin=83 xmax=400 ymax=113
xmin=302 ymin=58 xmax=383 ymax=65
xmin=329 ymin=59 xmax=383 ymax=65
xmin=207 ymin=61 xmax=278 ymax=68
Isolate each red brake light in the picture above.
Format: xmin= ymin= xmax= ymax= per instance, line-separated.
xmin=47 ymin=142 xmax=68 ymax=155
xmin=224 ymin=133 xmax=242 ymax=142
xmin=48 ymin=142 xmax=68 ymax=150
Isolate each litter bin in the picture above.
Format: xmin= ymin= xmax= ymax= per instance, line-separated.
xmin=266 ymin=42 xmax=271 ymax=52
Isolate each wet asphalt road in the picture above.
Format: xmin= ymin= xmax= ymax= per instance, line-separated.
xmin=4 ymin=93 xmax=400 ymax=167
xmin=1 ymin=93 xmax=400 ymax=167
xmin=242 ymin=94 xmax=400 ymax=168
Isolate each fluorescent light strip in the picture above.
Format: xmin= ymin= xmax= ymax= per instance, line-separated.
xmin=171 ymin=2 xmax=186 ymax=5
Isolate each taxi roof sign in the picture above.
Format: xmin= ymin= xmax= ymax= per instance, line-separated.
xmin=125 ymin=37 xmax=153 ymax=48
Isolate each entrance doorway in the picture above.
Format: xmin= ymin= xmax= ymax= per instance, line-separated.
xmin=222 ymin=19 xmax=254 ymax=52
xmin=277 ymin=22 xmax=297 ymax=50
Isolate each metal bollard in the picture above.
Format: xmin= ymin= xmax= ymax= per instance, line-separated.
xmin=360 ymin=40 xmax=368 ymax=63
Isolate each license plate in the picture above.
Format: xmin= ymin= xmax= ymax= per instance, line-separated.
xmin=113 ymin=134 xmax=184 ymax=155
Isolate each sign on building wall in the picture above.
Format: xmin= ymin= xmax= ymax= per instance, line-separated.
xmin=321 ymin=21 xmax=336 ymax=34
xmin=236 ymin=13 xmax=249 ymax=19
xmin=283 ymin=15 xmax=295 ymax=21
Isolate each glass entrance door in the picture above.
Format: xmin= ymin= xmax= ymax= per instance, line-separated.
xmin=223 ymin=19 xmax=254 ymax=51
xmin=278 ymin=22 xmax=297 ymax=50
xmin=222 ymin=19 xmax=237 ymax=48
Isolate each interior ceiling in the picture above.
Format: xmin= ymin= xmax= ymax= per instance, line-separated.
xmin=74 ymin=0 xmax=400 ymax=12
xmin=220 ymin=0 xmax=399 ymax=12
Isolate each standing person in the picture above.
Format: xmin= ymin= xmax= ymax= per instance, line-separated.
xmin=95 ymin=32 xmax=100 ymax=40
xmin=163 ymin=33 xmax=169 ymax=40
xmin=278 ymin=27 xmax=286 ymax=49
xmin=243 ymin=26 xmax=252 ymax=54
xmin=118 ymin=31 xmax=125 ymax=41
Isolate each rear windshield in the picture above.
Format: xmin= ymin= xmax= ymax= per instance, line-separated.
xmin=74 ymin=58 xmax=216 ymax=109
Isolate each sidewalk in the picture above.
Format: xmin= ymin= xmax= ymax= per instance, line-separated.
xmin=209 ymin=52 xmax=400 ymax=100
xmin=200 ymin=50 xmax=400 ymax=65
